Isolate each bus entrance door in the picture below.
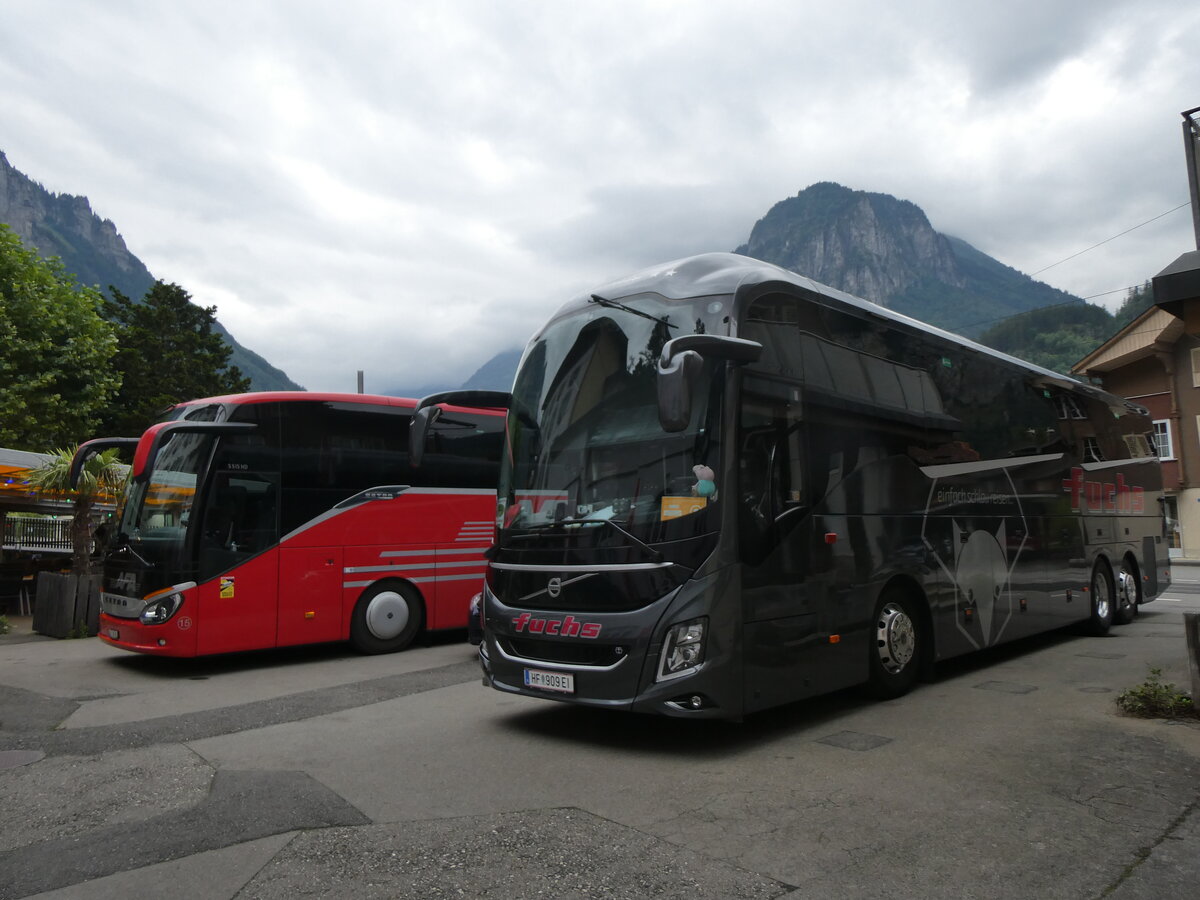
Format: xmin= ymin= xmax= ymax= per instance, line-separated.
xmin=195 ymin=470 xmax=281 ymax=654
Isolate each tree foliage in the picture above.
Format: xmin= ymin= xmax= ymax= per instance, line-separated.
xmin=0 ymin=224 xmax=120 ymax=449
xmin=1112 ymin=281 xmax=1155 ymax=330
xmin=977 ymin=300 xmax=1117 ymax=375
xmin=99 ymin=281 xmax=251 ymax=434
xmin=977 ymin=282 xmax=1160 ymax=375
xmin=22 ymin=446 xmax=127 ymax=576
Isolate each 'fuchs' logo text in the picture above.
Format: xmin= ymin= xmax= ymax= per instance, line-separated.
xmin=1061 ymin=467 xmax=1145 ymax=514
xmin=512 ymin=612 xmax=602 ymax=639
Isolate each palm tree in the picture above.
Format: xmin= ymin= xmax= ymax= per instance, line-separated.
xmin=22 ymin=447 xmax=127 ymax=576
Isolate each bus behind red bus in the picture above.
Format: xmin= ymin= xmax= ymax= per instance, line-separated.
xmin=72 ymin=392 xmax=503 ymax=657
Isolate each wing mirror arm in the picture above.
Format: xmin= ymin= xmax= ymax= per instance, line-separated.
xmin=657 ymin=335 xmax=762 ymax=432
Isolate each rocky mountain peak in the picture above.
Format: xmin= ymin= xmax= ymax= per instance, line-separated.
xmin=735 ymin=181 xmax=965 ymax=306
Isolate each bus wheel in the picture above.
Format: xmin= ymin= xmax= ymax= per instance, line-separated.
xmin=350 ymin=582 xmax=422 ymax=654
xmin=866 ymin=590 xmax=921 ymax=700
xmin=1084 ymin=564 xmax=1115 ymax=636
xmin=1113 ymin=558 xmax=1140 ymax=625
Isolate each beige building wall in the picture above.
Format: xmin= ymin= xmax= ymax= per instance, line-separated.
xmin=1175 ymin=488 xmax=1200 ymax=558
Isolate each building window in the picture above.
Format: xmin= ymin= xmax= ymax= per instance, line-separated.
xmin=1053 ymin=394 xmax=1087 ymax=420
xmin=1192 ymin=348 xmax=1200 ymax=387
xmin=1082 ymin=436 xmax=1104 ymax=463
xmin=1153 ymin=419 xmax=1174 ymax=460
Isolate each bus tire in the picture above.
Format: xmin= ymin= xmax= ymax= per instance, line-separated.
xmin=350 ymin=581 xmax=423 ymax=654
xmin=865 ymin=589 xmax=921 ymax=700
xmin=1112 ymin=557 xmax=1140 ymax=625
xmin=1084 ymin=563 xmax=1115 ymax=636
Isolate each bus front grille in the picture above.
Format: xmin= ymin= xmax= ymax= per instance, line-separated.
xmin=500 ymin=637 xmax=626 ymax=667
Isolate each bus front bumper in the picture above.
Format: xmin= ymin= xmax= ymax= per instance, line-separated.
xmin=478 ymin=638 xmax=740 ymax=719
xmin=98 ymin=612 xmax=198 ymax=657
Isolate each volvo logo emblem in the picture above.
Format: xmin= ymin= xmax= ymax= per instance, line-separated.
xmin=518 ymin=572 xmax=598 ymax=603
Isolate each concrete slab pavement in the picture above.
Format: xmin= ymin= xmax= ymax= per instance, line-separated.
xmin=2 ymin=579 xmax=1199 ymax=898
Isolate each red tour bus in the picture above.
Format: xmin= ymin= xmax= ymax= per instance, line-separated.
xmin=71 ymin=392 xmax=503 ymax=657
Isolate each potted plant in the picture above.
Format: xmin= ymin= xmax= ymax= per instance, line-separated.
xmin=22 ymin=447 xmax=126 ymax=637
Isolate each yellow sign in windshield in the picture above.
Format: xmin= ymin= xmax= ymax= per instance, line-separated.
xmin=660 ymin=496 xmax=707 ymax=521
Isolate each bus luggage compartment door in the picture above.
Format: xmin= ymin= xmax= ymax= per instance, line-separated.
xmin=278 ymin=547 xmax=344 ymax=646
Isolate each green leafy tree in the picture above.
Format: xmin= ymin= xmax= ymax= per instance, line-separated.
xmin=1113 ymin=281 xmax=1155 ymax=330
xmin=977 ymin=301 xmax=1116 ymax=375
xmin=100 ymin=281 xmax=251 ymax=434
xmin=0 ymin=225 xmax=120 ymax=448
xmin=22 ymin=446 xmax=127 ymax=576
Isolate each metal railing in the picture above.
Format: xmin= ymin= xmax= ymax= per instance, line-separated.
xmin=2 ymin=516 xmax=72 ymax=553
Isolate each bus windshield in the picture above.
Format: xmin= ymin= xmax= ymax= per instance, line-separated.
xmin=500 ymin=294 xmax=726 ymax=547
xmin=118 ymin=432 xmax=212 ymax=552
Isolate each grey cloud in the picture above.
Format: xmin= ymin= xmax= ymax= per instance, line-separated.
xmin=3 ymin=0 xmax=1199 ymax=391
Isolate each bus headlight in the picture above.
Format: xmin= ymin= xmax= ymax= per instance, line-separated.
xmin=657 ymin=617 xmax=707 ymax=681
xmin=140 ymin=591 xmax=184 ymax=625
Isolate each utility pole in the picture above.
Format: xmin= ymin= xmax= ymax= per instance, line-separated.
xmin=1184 ymin=106 xmax=1200 ymax=250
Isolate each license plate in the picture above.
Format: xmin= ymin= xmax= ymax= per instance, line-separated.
xmin=524 ymin=668 xmax=574 ymax=694
xmin=107 ymin=628 xmax=119 ymax=640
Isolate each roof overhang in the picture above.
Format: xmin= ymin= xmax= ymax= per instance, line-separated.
xmin=1153 ymin=249 xmax=1200 ymax=318
xmin=1071 ymin=306 xmax=1184 ymax=376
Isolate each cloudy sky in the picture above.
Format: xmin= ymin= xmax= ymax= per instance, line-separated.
xmin=3 ymin=0 xmax=1198 ymax=393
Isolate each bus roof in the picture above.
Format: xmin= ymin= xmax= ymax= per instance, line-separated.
xmin=171 ymin=392 xmax=504 ymax=417
xmin=561 ymin=252 xmax=1139 ymax=414
xmin=176 ymin=391 xmax=417 ymax=408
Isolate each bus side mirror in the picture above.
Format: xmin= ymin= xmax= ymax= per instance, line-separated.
xmin=409 ymin=390 xmax=514 ymax=467
xmin=69 ymin=437 xmax=139 ymax=488
xmin=409 ymin=406 xmax=440 ymax=467
xmin=657 ymin=335 xmax=762 ymax=433
xmin=657 ymin=350 xmax=704 ymax=432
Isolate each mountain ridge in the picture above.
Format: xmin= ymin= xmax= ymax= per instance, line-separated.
xmin=0 ymin=150 xmax=301 ymax=391
xmin=736 ymin=181 xmax=1085 ymax=335
xmin=424 ymin=182 xmax=1107 ymax=393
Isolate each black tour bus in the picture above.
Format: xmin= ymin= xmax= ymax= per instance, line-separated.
xmin=412 ymin=253 xmax=1169 ymax=718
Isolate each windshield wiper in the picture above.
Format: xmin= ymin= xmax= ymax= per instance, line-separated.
xmin=113 ymin=533 xmax=155 ymax=568
xmin=588 ymin=294 xmax=677 ymax=330
xmin=509 ymin=516 xmax=662 ymax=563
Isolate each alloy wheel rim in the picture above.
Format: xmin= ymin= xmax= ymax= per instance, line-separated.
xmin=1093 ymin=573 xmax=1111 ymax=619
xmin=876 ymin=602 xmax=915 ymax=674
xmin=366 ymin=590 xmax=410 ymax=640
xmin=1117 ymin=569 xmax=1135 ymax=610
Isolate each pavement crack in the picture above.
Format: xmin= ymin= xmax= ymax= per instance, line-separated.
xmin=1098 ymin=795 xmax=1200 ymax=898
xmin=230 ymin=830 xmax=304 ymax=900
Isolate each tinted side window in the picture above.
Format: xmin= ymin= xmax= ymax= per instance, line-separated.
xmin=418 ymin=411 xmax=504 ymax=488
xmin=279 ymin=402 xmax=412 ymax=531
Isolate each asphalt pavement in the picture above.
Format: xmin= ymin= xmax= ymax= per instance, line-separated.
xmin=1 ymin=570 xmax=1199 ymax=899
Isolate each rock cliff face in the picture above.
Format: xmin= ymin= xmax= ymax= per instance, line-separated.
xmin=737 ymin=182 xmax=964 ymax=304
xmin=1 ymin=151 xmax=155 ymax=299
xmin=736 ymin=182 xmax=1079 ymax=334
xmin=0 ymin=150 xmax=300 ymax=391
